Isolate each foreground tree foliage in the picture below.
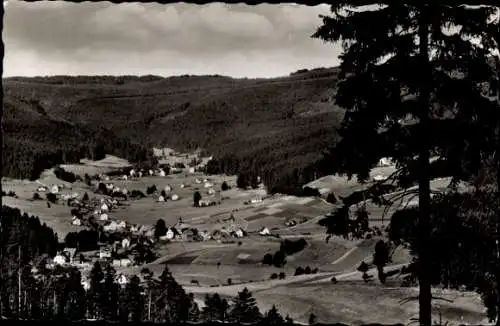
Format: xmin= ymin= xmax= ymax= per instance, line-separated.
xmin=313 ymin=4 xmax=497 ymax=325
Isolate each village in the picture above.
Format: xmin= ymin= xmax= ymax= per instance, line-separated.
xmin=31 ymin=150 xmax=277 ymax=291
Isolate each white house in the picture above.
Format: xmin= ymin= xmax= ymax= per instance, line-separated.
xmin=103 ymin=221 xmax=118 ymax=232
xmin=199 ymin=199 xmax=212 ymax=207
xmin=81 ymin=278 xmax=90 ymax=291
xmin=159 ymin=169 xmax=166 ymax=177
xmin=373 ymin=174 xmax=387 ymax=182
xmin=99 ymin=249 xmax=112 ymax=259
xmin=189 ymin=167 xmax=195 ymax=174
xmin=180 ymin=184 xmax=185 ymax=188
xmin=250 ymin=198 xmax=263 ymax=204
xmin=195 ymin=178 xmax=202 ymax=184
xmin=164 ymin=185 xmax=172 ymax=192
xmin=50 ymin=185 xmax=60 ymax=194
xmin=101 ymin=203 xmax=109 ymax=212
xmin=120 ymin=258 xmax=132 ymax=267
xmin=122 ymin=175 xmax=128 ymax=181
xmin=259 ymin=227 xmax=270 ymax=236
xmin=99 ymin=213 xmax=109 ymax=221
xmin=204 ymin=182 xmax=213 ymax=188
xmin=122 ymin=188 xmax=129 ymax=195
xmin=171 ymin=194 xmax=179 ymax=201
xmin=378 ymin=157 xmax=393 ymax=167
xmin=72 ymin=217 xmax=82 ymax=226
xmin=165 ymin=228 xmax=175 ymax=240
xmin=129 ymin=169 xmax=136 ymax=178
xmin=105 ymin=176 xmax=110 ymax=181
xmin=158 ymin=195 xmax=165 ymax=202
xmin=130 ymin=225 xmax=139 ymax=232
xmin=117 ymin=274 xmax=129 ymax=286
xmin=112 ymin=259 xmax=122 ymax=268
xmin=148 ymin=169 xmax=154 ymax=176
xmin=207 ymin=188 xmax=215 ymax=195
xmin=53 ymin=254 xmax=67 ymax=265
xmin=117 ymin=221 xmax=127 ymax=229
xmin=200 ymin=231 xmax=211 ymax=241
xmin=235 ymin=229 xmax=244 ymax=238
xmin=37 ymin=186 xmax=48 ymax=192
xmin=122 ymin=238 xmax=131 ymax=249
xmin=106 ymin=184 xmax=114 ymax=191
xmin=138 ymin=171 xmax=143 ymax=178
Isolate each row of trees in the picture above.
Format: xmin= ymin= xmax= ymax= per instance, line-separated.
xmin=312 ymin=3 xmax=500 ymax=325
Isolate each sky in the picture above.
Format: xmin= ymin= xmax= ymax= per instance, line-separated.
xmin=3 ymin=1 xmax=342 ymax=78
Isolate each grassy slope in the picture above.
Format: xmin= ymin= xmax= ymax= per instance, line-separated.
xmin=3 ymin=68 xmax=343 ymax=179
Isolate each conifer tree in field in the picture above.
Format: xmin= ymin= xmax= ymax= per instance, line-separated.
xmin=120 ymin=275 xmax=144 ymax=322
xmin=101 ymin=263 xmax=119 ymax=321
xmin=230 ymin=287 xmax=262 ymax=323
xmin=264 ymin=305 xmax=285 ymax=325
xmin=313 ymin=4 xmax=496 ymax=325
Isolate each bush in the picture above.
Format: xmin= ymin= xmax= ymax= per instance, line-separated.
xmin=280 ymin=238 xmax=308 ymax=255
xmin=146 ymin=185 xmax=157 ymax=195
xmin=326 ymin=192 xmax=337 ymax=204
xmin=221 ymin=181 xmax=230 ymax=191
xmin=227 ymin=278 xmax=232 ymax=285
xmin=32 ymin=193 xmax=42 ymax=200
xmin=54 ymin=166 xmax=77 ymax=183
xmin=130 ymin=190 xmax=146 ymax=199
xmin=7 ymin=191 xmax=17 ymax=198
xmin=331 ymin=276 xmax=338 ymax=284
xmin=97 ymin=182 xmax=108 ymax=195
xmin=238 ymin=241 xmax=242 ymax=246
xmin=46 ymin=193 xmax=57 ymax=203
xmin=82 ymin=192 xmax=90 ymax=202
xmin=312 ymin=268 xmax=318 ymax=274
xmin=279 ymin=272 xmax=286 ymax=280
xmin=304 ymin=266 xmax=312 ymax=274
xmin=270 ymin=273 xmax=278 ymax=280
xmin=262 ymin=253 xmax=273 ymax=265
xmin=294 ymin=267 xmax=305 ymax=276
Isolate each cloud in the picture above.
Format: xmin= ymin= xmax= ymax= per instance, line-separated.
xmin=3 ymin=1 xmax=341 ymax=78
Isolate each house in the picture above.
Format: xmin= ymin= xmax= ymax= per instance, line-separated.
xmin=103 ymin=221 xmax=119 ymax=232
xmin=148 ymin=169 xmax=154 ymax=176
xmin=180 ymin=184 xmax=185 ymax=188
xmin=129 ymin=169 xmax=136 ymax=178
xmin=145 ymin=229 xmax=155 ymax=238
xmin=99 ymin=249 xmax=112 ymax=259
xmin=117 ymin=274 xmax=129 ymax=286
xmin=122 ymin=238 xmax=131 ymax=249
xmin=378 ymin=157 xmax=392 ymax=167
xmin=250 ymin=198 xmax=263 ymax=204
xmin=199 ymin=199 xmax=212 ymax=207
xmin=37 ymin=186 xmax=48 ymax=192
xmin=53 ymin=254 xmax=67 ymax=265
xmin=101 ymin=203 xmax=109 ymax=212
xmin=189 ymin=167 xmax=195 ymax=174
xmin=81 ymin=278 xmax=91 ymax=290
xmin=194 ymin=178 xmax=202 ymax=184
xmin=50 ymin=185 xmax=60 ymax=194
xmin=259 ymin=227 xmax=270 ymax=236
xmin=122 ymin=188 xmax=129 ymax=195
xmin=204 ymin=182 xmax=213 ymax=188
xmin=207 ymin=188 xmax=215 ymax=195
xmin=373 ymin=175 xmax=387 ymax=181
xmin=199 ymin=231 xmax=211 ymax=241
xmin=165 ymin=228 xmax=175 ymax=240
xmin=171 ymin=194 xmax=179 ymax=201
xmin=106 ymin=184 xmax=114 ymax=191
xmin=112 ymin=259 xmax=122 ymax=268
xmin=157 ymin=195 xmax=165 ymax=202
xmin=105 ymin=176 xmax=110 ymax=181
xmin=130 ymin=225 xmax=139 ymax=232
xmin=117 ymin=221 xmax=127 ymax=229
xmin=120 ymin=258 xmax=132 ymax=267
xmin=138 ymin=171 xmax=143 ymax=178
xmin=164 ymin=185 xmax=172 ymax=192
xmin=234 ymin=229 xmax=244 ymax=238
xmin=159 ymin=169 xmax=166 ymax=177
xmin=72 ymin=217 xmax=82 ymax=226
xmin=99 ymin=213 xmax=109 ymax=221
xmin=122 ymin=175 xmax=128 ymax=181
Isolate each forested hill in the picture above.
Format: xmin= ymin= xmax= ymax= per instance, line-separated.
xmin=2 ymin=67 xmax=344 ymax=188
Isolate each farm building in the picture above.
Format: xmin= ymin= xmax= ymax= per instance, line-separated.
xmin=117 ymin=274 xmax=129 ymax=286
xmin=164 ymin=185 xmax=172 ymax=192
xmin=37 ymin=186 xmax=48 ymax=192
xmin=101 ymin=203 xmax=109 ymax=212
xmin=171 ymin=194 xmax=180 ymax=201
xmin=159 ymin=169 xmax=166 ymax=177
xmin=250 ymin=197 xmax=263 ymax=204
xmin=72 ymin=217 xmax=82 ymax=226
xmin=378 ymin=157 xmax=393 ymax=167
xmin=53 ymin=254 xmax=67 ymax=265
xmin=99 ymin=213 xmax=109 ymax=221
xmin=189 ymin=167 xmax=195 ymax=173
xmin=138 ymin=171 xmax=143 ymax=178
xmin=81 ymin=278 xmax=90 ymax=290
xmin=207 ymin=188 xmax=216 ymax=195
xmin=99 ymin=249 xmax=112 ymax=259
xmin=204 ymin=182 xmax=214 ymax=188
xmin=373 ymin=175 xmax=387 ymax=181
xmin=148 ymin=169 xmax=154 ymax=176
xmin=157 ymin=196 xmax=165 ymax=202
xmin=129 ymin=169 xmax=136 ymax=177
xmin=122 ymin=175 xmax=128 ymax=181
xmin=259 ymin=227 xmax=270 ymax=236
xmin=122 ymin=238 xmax=131 ymax=249
xmin=50 ymin=185 xmax=60 ymax=194
xmin=180 ymin=184 xmax=185 ymax=188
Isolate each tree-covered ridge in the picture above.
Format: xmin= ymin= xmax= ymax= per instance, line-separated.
xmin=3 ymin=68 xmax=342 ymax=191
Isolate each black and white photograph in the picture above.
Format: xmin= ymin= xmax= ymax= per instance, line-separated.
xmin=2 ymin=1 xmax=500 ymax=325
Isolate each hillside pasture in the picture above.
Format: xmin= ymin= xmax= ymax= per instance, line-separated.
xmin=60 ymin=154 xmax=131 ymax=176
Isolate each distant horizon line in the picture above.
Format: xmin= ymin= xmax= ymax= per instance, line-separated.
xmin=2 ymin=66 xmax=339 ymax=81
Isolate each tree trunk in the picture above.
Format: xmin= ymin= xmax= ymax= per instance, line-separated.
xmin=417 ymin=5 xmax=433 ymax=326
